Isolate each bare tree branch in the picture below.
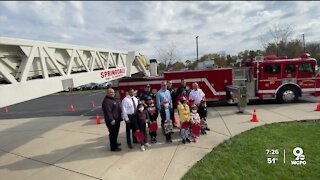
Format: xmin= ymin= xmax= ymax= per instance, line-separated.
xmin=156 ymin=42 xmax=179 ymax=70
xmin=259 ymin=23 xmax=294 ymax=55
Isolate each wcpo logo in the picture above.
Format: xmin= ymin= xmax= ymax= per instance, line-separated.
xmin=291 ymin=147 xmax=306 ymax=165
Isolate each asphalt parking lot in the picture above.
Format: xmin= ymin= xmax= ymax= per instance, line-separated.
xmin=1 ymin=90 xmax=107 ymax=120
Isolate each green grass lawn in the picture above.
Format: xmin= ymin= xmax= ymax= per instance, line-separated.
xmin=183 ymin=120 xmax=320 ymax=180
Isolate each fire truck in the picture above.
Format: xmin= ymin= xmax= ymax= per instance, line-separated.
xmin=118 ymin=53 xmax=320 ymax=112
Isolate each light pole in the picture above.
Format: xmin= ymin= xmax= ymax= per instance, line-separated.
xmin=302 ymin=34 xmax=306 ymax=53
xmin=196 ymin=36 xmax=199 ymax=62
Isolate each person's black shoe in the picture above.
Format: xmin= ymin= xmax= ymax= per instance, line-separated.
xmin=117 ymin=142 xmax=122 ymax=146
xmin=186 ymin=138 xmax=191 ymax=143
xmin=111 ymin=147 xmax=121 ymax=152
xmin=201 ymin=130 xmax=207 ymax=135
xmin=182 ymin=139 xmax=186 ymax=144
xmin=205 ymin=127 xmax=211 ymax=131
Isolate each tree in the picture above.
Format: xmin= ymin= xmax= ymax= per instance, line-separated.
xmin=259 ymin=23 xmax=294 ymax=56
xmin=286 ymin=39 xmax=303 ymax=58
xmin=265 ymin=43 xmax=278 ymax=55
xmin=238 ymin=50 xmax=263 ymax=60
xmin=226 ymin=55 xmax=237 ymax=66
xmin=238 ymin=50 xmax=250 ymax=60
xmin=214 ymin=55 xmax=227 ymax=67
xmin=306 ymin=42 xmax=320 ymax=64
xmin=156 ymin=42 xmax=180 ymax=71
xmin=171 ymin=61 xmax=185 ymax=71
xmin=306 ymin=43 xmax=320 ymax=57
xmin=158 ymin=63 xmax=166 ymax=74
xmin=185 ymin=60 xmax=192 ymax=69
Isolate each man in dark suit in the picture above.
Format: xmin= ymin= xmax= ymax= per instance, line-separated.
xmin=102 ymin=88 xmax=122 ymax=152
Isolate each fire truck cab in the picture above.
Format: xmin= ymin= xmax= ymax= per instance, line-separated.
xmin=234 ymin=53 xmax=320 ymax=103
xmin=118 ymin=53 xmax=320 ymax=112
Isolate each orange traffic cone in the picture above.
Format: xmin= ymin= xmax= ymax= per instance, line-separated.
xmin=70 ymin=105 xmax=75 ymax=112
xmin=4 ymin=107 xmax=8 ymax=113
xmin=96 ymin=114 xmax=101 ymax=125
xmin=315 ymin=103 xmax=320 ymax=111
xmin=251 ymin=108 xmax=258 ymax=122
xmin=174 ymin=115 xmax=178 ymax=126
xmin=91 ymin=101 xmax=96 ymax=108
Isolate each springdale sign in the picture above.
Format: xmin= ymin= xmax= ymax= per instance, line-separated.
xmin=100 ymin=68 xmax=126 ymax=80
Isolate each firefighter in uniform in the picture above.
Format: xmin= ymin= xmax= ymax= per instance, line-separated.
xmin=176 ymin=79 xmax=191 ymax=97
xmin=139 ymin=84 xmax=152 ymax=107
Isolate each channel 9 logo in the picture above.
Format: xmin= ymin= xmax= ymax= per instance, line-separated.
xmin=291 ymin=147 xmax=306 ymax=165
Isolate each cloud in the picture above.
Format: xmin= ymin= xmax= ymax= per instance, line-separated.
xmin=158 ymin=29 xmax=185 ymax=37
xmin=108 ymin=27 xmax=136 ymax=37
xmin=1 ymin=1 xmax=320 ymax=60
xmin=69 ymin=1 xmax=85 ymax=26
xmin=74 ymin=12 xmax=85 ymax=27
xmin=69 ymin=1 xmax=83 ymax=11
xmin=0 ymin=15 xmax=7 ymax=22
xmin=212 ymin=31 xmax=228 ymax=38
xmin=0 ymin=1 xmax=85 ymax=28
xmin=128 ymin=37 xmax=148 ymax=44
xmin=60 ymin=33 xmax=73 ymax=40
xmin=0 ymin=1 xmax=19 ymax=13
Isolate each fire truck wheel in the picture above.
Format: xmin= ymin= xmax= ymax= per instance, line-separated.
xmin=277 ymin=86 xmax=299 ymax=103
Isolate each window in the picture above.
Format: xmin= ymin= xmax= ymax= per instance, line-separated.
xmin=285 ymin=64 xmax=295 ymax=73
xmin=299 ymin=63 xmax=313 ymax=73
xmin=264 ymin=65 xmax=281 ymax=74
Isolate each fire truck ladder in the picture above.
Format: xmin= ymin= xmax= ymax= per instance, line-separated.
xmin=0 ymin=37 xmax=149 ymax=108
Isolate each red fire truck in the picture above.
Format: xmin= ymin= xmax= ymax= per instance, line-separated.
xmin=118 ymin=53 xmax=320 ymax=111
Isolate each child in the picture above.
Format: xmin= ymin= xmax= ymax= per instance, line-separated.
xmin=134 ymin=102 xmax=151 ymax=151
xmin=189 ymin=99 xmax=195 ymax=108
xmin=160 ymin=99 xmax=173 ymax=143
xmin=190 ymin=104 xmax=201 ymax=143
xmin=198 ymin=99 xmax=210 ymax=135
xmin=188 ymin=99 xmax=195 ymax=130
xmin=146 ymin=96 xmax=159 ymax=143
xmin=176 ymin=90 xmax=190 ymax=106
xmin=177 ymin=97 xmax=192 ymax=144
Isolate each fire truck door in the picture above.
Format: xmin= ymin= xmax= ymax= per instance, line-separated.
xmin=297 ymin=62 xmax=316 ymax=90
xmin=282 ymin=63 xmax=297 ymax=84
xmin=259 ymin=63 xmax=282 ymax=90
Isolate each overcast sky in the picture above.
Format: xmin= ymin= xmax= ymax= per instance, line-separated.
xmin=0 ymin=1 xmax=319 ymax=61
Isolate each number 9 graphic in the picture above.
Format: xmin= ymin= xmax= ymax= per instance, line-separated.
xmin=293 ymin=147 xmax=303 ymax=160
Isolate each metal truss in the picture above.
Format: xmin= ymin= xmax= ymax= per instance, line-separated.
xmin=0 ymin=37 xmax=149 ymax=107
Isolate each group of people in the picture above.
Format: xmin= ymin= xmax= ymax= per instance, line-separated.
xmin=102 ymin=79 xmax=210 ymax=152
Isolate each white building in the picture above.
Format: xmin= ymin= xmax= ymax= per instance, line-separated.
xmin=196 ymin=60 xmax=215 ymax=70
